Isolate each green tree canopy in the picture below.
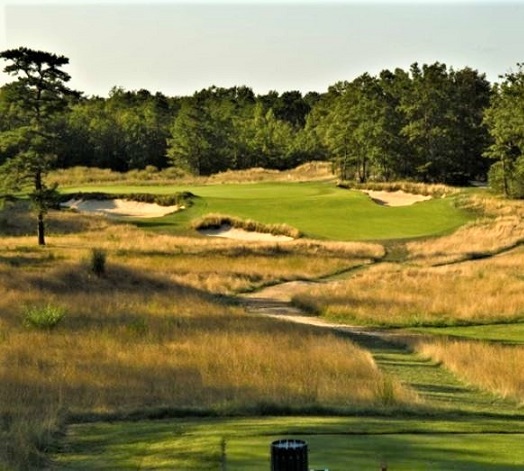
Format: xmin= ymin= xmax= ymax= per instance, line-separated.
xmin=0 ymin=47 xmax=78 ymax=245
xmin=484 ymin=64 xmax=524 ymax=198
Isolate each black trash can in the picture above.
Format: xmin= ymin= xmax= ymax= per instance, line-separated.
xmin=270 ymin=439 xmax=308 ymax=471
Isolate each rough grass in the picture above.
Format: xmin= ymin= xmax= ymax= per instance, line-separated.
xmin=0 ymin=207 xmax=399 ymax=470
xmin=293 ymin=192 xmax=524 ymax=326
xmin=49 ymin=161 xmax=334 ymax=186
xmin=292 ymin=248 xmax=524 ymax=327
xmin=407 ymin=192 xmax=524 ymax=265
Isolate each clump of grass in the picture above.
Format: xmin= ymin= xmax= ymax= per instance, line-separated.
xmin=90 ymin=248 xmax=107 ymax=277
xmin=23 ymin=304 xmax=66 ymax=330
xmin=375 ymin=376 xmax=397 ymax=407
xmin=192 ymin=213 xmax=302 ymax=239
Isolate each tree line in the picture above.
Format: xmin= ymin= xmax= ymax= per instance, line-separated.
xmin=1 ymin=48 xmax=524 ymax=243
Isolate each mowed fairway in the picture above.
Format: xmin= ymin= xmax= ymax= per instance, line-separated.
xmin=62 ymin=181 xmax=470 ymax=240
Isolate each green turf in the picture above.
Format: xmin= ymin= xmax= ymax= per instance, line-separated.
xmin=410 ymin=323 xmax=524 ymax=345
xmin=62 ymin=182 xmax=471 ymax=241
xmin=337 ymin=331 xmax=521 ymax=415
xmin=54 ymin=416 xmax=524 ymax=470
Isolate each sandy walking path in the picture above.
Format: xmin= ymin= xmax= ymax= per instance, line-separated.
xmin=239 ymin=280 xmax=394 ymax=340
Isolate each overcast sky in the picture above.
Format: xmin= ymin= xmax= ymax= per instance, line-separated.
xmin=1 ymin=0 xmax=524 ymax=97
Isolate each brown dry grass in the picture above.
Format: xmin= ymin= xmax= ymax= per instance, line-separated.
xmin=407 ymin=192 xmax=524 ymax=265
xmin=0 ymin=205 xmax=399 ymax=470
xmin=293 ymin=247 xmax=524 ymax=327
xmin=49 ymin=161 xmax=334 ymax=187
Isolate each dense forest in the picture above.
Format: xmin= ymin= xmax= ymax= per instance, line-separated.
xmin=1 ymin=49 xmax=524 ymax=197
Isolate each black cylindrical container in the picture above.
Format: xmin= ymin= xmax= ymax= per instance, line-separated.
xmin=270 ymin=439 xmax=308 ymax=471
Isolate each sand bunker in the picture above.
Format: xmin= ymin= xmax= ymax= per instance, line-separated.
xmin=62 ymin=198 xmax=181 ymax=218
xmin=362 ymin=190 xmax=432 ymax=206
xmin=200 ymin=225 xmax=294 ymax=242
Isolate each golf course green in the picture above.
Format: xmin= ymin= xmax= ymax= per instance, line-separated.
xmin=63 ymin=181 xmax=471 ymax=240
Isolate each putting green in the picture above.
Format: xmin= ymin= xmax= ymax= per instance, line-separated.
xmin=63 ymin=182 xmax=471 ymax=241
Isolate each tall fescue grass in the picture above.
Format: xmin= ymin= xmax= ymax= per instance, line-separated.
xmin=49 ymin=165 xmax=187 ymax=186
xmin=413 ymin=339 xmax=524 ymax=405
xmin=49 ymin=161 xmax=334 ymax=187
xmin=293 ymin=248 xmax=524 ymax=327
xmin=0 ymin=205 xmax=395 ymax=470
xmin=408 ymin=192 xmax=524 ymax=265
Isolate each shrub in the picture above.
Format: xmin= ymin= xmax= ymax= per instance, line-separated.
xmin=23 ymin=304 xmax=66 ymax=330
xmin=90 ymin=248 xmax=107 ymax=277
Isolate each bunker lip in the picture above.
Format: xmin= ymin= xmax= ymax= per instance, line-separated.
xmin=199 ymin=225 xmax=294 ymax=242
xmin=361 ymin=189 xmax=432 ymax=206
xmin=61 ymin=198 xmax=181 ymax=218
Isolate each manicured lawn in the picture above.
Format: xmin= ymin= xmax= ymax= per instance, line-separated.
xmin=62 ymin=182 xmax=471 ymax=240
xmin=55 ymin=416 xmax=524 ymax=470
xmin=411 ymin=323 xmax=524 ymax=345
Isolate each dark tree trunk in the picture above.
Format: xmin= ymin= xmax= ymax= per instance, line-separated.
xmin=37 ymin=211 xmax=45 ymax=246
xmin=35 ymin=169 xmax=46 ymax=246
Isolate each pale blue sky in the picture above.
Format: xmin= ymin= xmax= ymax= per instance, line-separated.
xmin=1 ymin=1 xmax=524 ymax=97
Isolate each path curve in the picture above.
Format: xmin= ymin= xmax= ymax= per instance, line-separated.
xmin=239 ymin=280 xmax=404 ymax=341
xmin=238 ymin=278 xmax=521 ymax=413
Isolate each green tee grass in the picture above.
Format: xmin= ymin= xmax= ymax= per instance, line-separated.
xmin=62 ymin=182 xmax=471 ymax=241
xmin=55 ymin=416 xmax=524 ymax=470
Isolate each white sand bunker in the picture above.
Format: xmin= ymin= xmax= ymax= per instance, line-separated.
xmin=362 ymin=190 xmax=432 ymax=206
xmin=200 ymin=225 xmax=294 ymax=242
xmin=62 ymin=198 xmax=181 ymax=218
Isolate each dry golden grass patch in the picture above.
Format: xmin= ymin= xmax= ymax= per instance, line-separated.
xmin=412 ymin=339 xmax=524 ymax=404
xmin=0 ymin=260 xmax=410 ymax=468
xmin=0 ymin=205 xmax=394 ymax=469
xmin=294 ymin=248 xmax=524 ymax=326
xmin=49 ymin=162 xmax=334 ymax=186
xmin=31 ymin=211 xmax=382 ymax=295
xmin=407 ymin=193 xmax=524 ymax=265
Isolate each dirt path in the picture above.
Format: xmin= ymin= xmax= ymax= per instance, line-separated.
xmin=239 ymin=279 xmax=520 ymax=414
